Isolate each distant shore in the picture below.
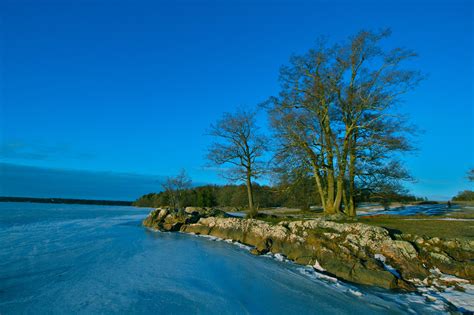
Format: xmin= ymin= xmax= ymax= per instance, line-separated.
xmin=0 ymin=196 xmax=133 ymax=206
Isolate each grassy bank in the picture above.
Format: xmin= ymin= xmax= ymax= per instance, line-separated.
xmin=251 ymin=205 xmax=474 ymax=240
xmin=358 ymin=216 xmax=473 ymax=240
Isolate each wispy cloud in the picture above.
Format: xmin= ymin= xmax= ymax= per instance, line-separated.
xmin=0 ymin=140 xmax=95 ymax=161
xmin=199 ymin=166 xmax=232 ymax=172
xmin=0 ymin=162 xmax=165 ymax=200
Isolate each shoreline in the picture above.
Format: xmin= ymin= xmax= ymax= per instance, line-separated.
xmin=0 ymin=196 xmax=133 ymax=206
xmin=143 ymin=207 xmax=474 ymax=312
xmin=185 ymin=230 xmax=473 ymax=313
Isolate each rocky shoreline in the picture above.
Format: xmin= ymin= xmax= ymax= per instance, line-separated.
xmin=143 ymin=207 xmax=474 ymax=293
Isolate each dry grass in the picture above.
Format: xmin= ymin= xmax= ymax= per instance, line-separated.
xmin=256 ymin=205 xmax=474 ymax=240
xmin=358 ymin=216 xmax=474 ymax=240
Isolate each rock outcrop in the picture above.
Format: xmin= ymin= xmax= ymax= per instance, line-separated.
xmin=396 ymin=234 xmax=474 ymax=281
xmin=143 ymin=208 xmax=474 ymax=291
xmin=143 ymin=207 xmax=229 ymax=231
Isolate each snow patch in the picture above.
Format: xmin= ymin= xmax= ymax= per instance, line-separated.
xmin=232 ymin=242 xmax=252 ymax=251
xmin=199 ymin=235 xmax=219 ymax=241
xmin=197 ymin=235 xmax=252 ymax=251
xmin=408 ymin=268 xmax=474 ymax=312
xmin=263 ymin=252 xmax=288 ymax=262
xmin=439 ymin=274 xmax=470 ymax=284
xmin=298 ymin=266 xmax=338 ymax=283
xmin=348 ymin=289 xmax=363 ymax=297
xmin=374 ymin=254 xmax=400 ymax=278
xmin=313 ymin=259 xmax=325 ymax=272
xmin=438 ymin=284 xmax=474 ymax=313
xmin=273 ymin=253 xmax=286 ymax=262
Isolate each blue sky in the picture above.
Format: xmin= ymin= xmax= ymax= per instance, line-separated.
xmin=0 ymin=0 xmax=472 ymax=200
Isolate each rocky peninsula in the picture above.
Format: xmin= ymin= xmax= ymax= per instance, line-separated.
xmin=143 ymin=207 xmax=474 ymax=293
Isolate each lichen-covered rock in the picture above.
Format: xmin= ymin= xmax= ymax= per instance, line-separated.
xmin=397 ymin=234 xmax=474 ymax=280
xmin=143 ymin=208 xmax=198 ymax=231
xmin=184 ymin=207 xmax=203 ymax=214
xmin=143 ymin=207 xmax=229 ymax=232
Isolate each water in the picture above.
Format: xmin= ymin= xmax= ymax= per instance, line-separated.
xmin=230 ymin=204 xmax=462 ymax=219
xmin=0 ymin=202 xmax=449 ymax=314
xmin=360 ymin=204 xmax=460 ymax=216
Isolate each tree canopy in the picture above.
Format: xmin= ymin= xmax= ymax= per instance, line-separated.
xmin=207 ymin=109 xmax=268 ymax=216
xmin=266 ymin=29 xmax=420 ymax=216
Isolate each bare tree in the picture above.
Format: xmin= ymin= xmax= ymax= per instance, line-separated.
xmin=207 ymin=109 xmax=267 ymax=217
xmin=266 ymin=29 xmax=421 ymax=216
xmin=161 ymin=169 xmax=192 ymax=210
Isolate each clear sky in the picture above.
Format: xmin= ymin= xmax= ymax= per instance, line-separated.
xmin=0 ymin=0 xmax=473 ymax=200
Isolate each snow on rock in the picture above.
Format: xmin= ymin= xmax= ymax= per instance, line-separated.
xmin=374 ymin=254 xmax=401 ymax=278
xmin=313 ymin=259 xmax=326 ymax=272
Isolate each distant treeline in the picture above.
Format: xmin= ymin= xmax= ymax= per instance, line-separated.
xmin=134 ymin=180 xmax=423 ymax=210
xmin=452 ymin=190 xmax=474 ymax=202
xmin=0 ymin=196 xmax=133 ymax=206
xmin=451 ymin=170 xmax=474 ymax=201
xmin=134 ymin=184 xmax=282 ymax=209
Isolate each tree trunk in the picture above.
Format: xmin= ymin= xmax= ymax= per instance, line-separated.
xmin=311 ymin=162 xmax=327 ymax=211
xmin=246 ymin=171 xmax=256 ymax=217
xmin=347 ymin=172 xmax=356 ymax=216
xmin=347 ymin=132 xmax=357 ymax=217
xmin=342 ymin=184 xmax=349 ymax=215
xmin=324 ymin=152 xmax=336 ymax=214
xmin=321 ymin=109 xmax=337 ymax=215
xmin=333 ymin=177 xmax=344 ymax=213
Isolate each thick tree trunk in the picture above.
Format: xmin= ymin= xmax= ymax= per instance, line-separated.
xmin=320 ymin=109 xmax=338 ymax=215
xmin=325 ymin=170 xmax=336 ymax=214
xmin=347 ymin=133 xmax=357 ymax=217
xmin=246 ymin=171 xmax=256 ymax=217
xmin=311 ymin=162 xmax=327 ymax=211
xmin=347 ymin=172 xmax=356 ymax=216
xmin=324 ymin=154 xmax=337 ymax=214
xmin=333 ymin=178 xmax=344 ymax=213
xmin=342 ymin=185 xmax=349 ymax=215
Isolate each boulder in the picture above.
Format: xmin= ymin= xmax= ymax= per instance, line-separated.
xmin=184 ymin=207 xmax=205 ymax=215
xmin=143 ymin=207 xmax=230 ymax=232
xmin=398 ymin=234 xmax=474 ymax=280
